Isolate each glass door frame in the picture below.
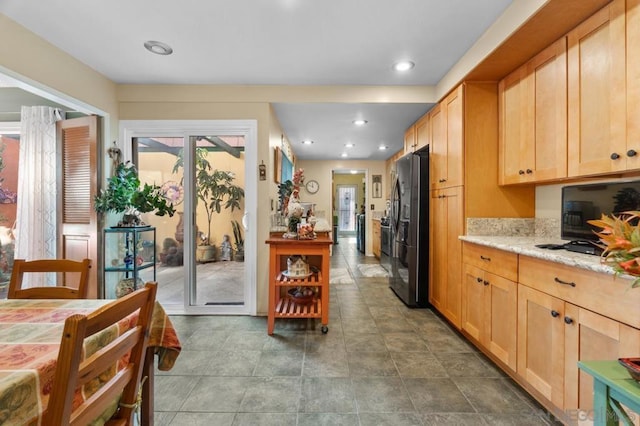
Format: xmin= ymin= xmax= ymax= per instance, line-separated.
xmin=336 ymin=184 xmax=358 ymax=233
xmin=120 ymin=120 xmax=257 ymax=315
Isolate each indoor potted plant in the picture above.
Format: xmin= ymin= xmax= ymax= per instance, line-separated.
xmin=231 ymin=219 xmax=244 ymax=261
xmin=94 ymin=161 xmax=175 ymax=226
xmin=173 ymin=148 xmax=244 ymax=261
xmin=588 ymin=210 xmax=640 ymax=288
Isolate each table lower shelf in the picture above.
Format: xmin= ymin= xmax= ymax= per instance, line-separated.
xmin=275 ymin=271 xmax=323 ymax=285
xmin=274 ymin=297 xmax=322 ymax=317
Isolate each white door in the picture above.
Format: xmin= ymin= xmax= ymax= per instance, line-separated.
xmin=121 ymin=120 xmax=257 ymax=315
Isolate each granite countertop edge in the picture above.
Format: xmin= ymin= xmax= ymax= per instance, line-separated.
xmin=459 ymin=235 xmax=620 ymax=276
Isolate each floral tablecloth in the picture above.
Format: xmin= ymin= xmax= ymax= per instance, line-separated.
xmin=0 ymin=298 xmax=181 ymax=425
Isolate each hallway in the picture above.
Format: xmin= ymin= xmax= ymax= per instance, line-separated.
xmin=155 ymin=237 xmax=557 ymax=425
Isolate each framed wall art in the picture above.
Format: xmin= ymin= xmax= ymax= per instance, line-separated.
xmin=372 ymin=174 xmax=382 ymax=198
xmin=274 ymin=147 xmax=282 ymax=184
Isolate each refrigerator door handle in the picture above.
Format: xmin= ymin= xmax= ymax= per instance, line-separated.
xmin=391 ymin=177 xmax=401 ymax=238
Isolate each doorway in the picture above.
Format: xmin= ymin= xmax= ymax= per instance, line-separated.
xmin=336 ymin=184 xmax=357 ymax=233
xmin=121 ymin=120 xmax=257 ymax=315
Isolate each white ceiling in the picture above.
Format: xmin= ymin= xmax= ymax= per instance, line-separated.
xmin=0 ymin=0 xmax=514 ymax=160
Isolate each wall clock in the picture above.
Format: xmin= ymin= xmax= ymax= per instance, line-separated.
xmin=305 ymin=179 xmax=319 ymax=194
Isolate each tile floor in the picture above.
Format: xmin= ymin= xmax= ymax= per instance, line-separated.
xmin=154 ymin=237 xmax=560 ymax=425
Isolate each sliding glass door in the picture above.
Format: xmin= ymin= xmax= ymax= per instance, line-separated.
xmin=122 ymin=120 xmax=256 ymax=315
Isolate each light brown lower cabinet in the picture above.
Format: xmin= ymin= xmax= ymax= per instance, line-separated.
xmin=456 ymin=244 xmax=640 ymax=423
xmin=462 ymin=263 xmax=517 ymax=372
xmin=372 ymin=220 xmax=380 ymax=259
xmin=430 ymin=186 xmax=463 ymax=328
xmin=518 ymin=284 xmax=640 ymax=420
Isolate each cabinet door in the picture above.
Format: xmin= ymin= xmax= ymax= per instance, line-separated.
xmin=486 ymin=273 xmax=517 ymax=372
xmin=528 ymin=38 xmax=568 ymax=182
xmin=462 ymin=263 xmax=486 ymax=342
xmin=567 ymin=0 xmax=626 ymax=177
xmin=499 ymin=64 xmax=531 ymax=185
xmin=627 ymin=0 xmax=640 ymax=170
xmin=430 ymin=104 xmax=445 ymax=190
xmin=372 ymin=221 xmax=380 ymax=258
xmin=429 ymin=189 xmax=446 ymax=311
xmin=404 ymin=125 xmax=416 ymax=154
xmin=415 ymin=114 xmax=430 ymax=152
xmin=499 ymin=38 xmax=567 ymax=185
xmin=563 ymin=303 xmax=640 ymax=413
xmin=444 ymin=85 xmax=464 ymax=188
xmin=430 ymin=186 xmax=463 ymax=328
xmin=517 ymin=285 xmax=565 ymax=408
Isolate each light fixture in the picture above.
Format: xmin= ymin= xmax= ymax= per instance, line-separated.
xmin=341 ymin=153 xmax=348 ymax=158
xmin=379 ymin=145 xmax=388 ymax=151
xmin=144 ymin=40 xmax=173 ymax=56
xmin=301 ymin=140 xmax=314 ymax=145
xmin=344 ymin=143 xmax=355 ymax=148
xmin=393 ymin=61 xmax=415 ymax=72
xmin=353 ymin=120 xmax=368 ymax=126
xmin=350 ymin=170 xmax=358 ymax=174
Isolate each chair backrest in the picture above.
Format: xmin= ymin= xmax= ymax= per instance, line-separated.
xmin=7 ymin=258 xmax=91 ymax=299
xmin=44 ymin=282 xmax=158 ymax=426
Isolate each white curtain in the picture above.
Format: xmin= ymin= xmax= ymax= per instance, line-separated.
xmin=15 ymin=106 xmax=61 ymax=286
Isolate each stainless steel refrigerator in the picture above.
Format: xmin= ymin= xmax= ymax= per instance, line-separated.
xmin=389 ymin=150 xmax=429 ymax=307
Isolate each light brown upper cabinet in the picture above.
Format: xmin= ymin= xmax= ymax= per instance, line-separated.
xmin=499 ymin=38 xmax=567 ymax=185
xmin=404 ymin=113 xmax=429 ymax=155
xmin=414 ymin=113 xmax=430 ymax=152
xmin=567 ymin=0 xmax=632 ymax=176
xmin=431 ymin=85 xmax=463 ymax=190
xmin=403 ymin=124 xmax=416 ymax=154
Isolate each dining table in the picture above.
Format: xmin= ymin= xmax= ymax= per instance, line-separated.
xmin=0 ymin=298 xmax=181 ymax=425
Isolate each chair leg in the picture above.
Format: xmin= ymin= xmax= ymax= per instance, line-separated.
xmin=141 ymin=347 xmax=155 ymax=425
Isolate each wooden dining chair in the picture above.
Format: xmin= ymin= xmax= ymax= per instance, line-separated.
xmin=7 ymin=258 xmax=91 ymax=299
xmin=43 ymin=282 xmax=158 ymax=426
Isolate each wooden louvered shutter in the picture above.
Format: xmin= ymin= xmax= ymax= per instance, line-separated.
xmin=57 ymin=116 xmax=99 ymax=298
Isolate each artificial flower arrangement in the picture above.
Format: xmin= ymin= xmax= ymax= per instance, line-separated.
xmin=588 ymin=211 xmax=640 ymax=288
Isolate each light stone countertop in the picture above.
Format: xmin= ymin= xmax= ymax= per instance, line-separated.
xmin=459 ymin=235 xmax=618 ymax=276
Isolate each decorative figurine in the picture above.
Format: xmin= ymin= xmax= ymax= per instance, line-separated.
xmin=220 ymin=234 xmax=232 ymax=261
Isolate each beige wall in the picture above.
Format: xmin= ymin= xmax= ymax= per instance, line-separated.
xmin=0 ymin=15 xmax=119 ymax=146
xmin=297 ymin=159 xmax=387 ymax=255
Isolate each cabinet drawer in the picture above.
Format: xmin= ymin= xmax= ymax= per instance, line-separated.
xmin=463 ymin=242 xmax=518 ymax=282
xmin=519 ymin=255 xmax=640 ymax=328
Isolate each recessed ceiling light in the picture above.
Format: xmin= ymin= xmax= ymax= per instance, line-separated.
xmin=144 ymin=40 xmax=173 ymax=56
xmin=353 ymin=120 xmax=368 ymax=126
xmin=344 ymin=143 xmax=355 ymax=148
xmin=379 ymin=145 xmax=388 ymax=150
xmin=350 ymin=170 xmax=358 ymax=174
xmin=301 ymin=140 xmax=314 ymax=145
xmin=393 ymin=61 xmax=415 ymax=72
xmin=341 ymin=153 xmax=348 ymax=158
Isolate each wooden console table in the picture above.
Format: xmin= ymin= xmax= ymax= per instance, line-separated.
xmin=266 ymin=233 xmax=332 ymax=335
xmin=578 ymin=360 xmax=640 ymax=425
